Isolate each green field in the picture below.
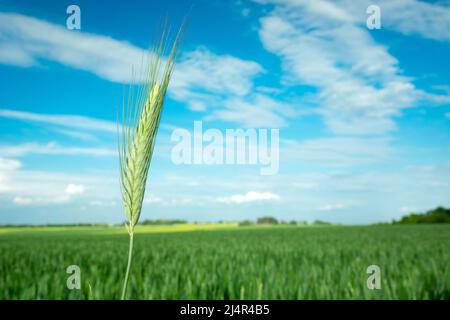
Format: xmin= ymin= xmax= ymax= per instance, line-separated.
xmin=0 ymin=224 xmax=449 ymax=299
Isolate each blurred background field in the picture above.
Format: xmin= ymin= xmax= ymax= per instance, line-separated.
xmin=0 ymin=224 xmax=449 ymax=300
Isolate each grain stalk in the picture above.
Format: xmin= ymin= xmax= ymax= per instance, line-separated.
xmin=118 ymin=26 xmax=182 ymax=300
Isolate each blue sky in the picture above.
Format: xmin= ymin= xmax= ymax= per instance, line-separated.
xmin=0 ymin=0 xmax=449 ymax=225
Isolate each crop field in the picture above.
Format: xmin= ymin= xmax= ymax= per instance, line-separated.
xmin=0 ymin=224 xmax=449 ymax=300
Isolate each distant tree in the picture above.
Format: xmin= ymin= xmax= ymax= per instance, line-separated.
xmin=394 ymin=207 xmax=450 ymax=224
xmin=257 ymin=216 xmax=279 ymax=225
xmin=140 ymin=219 xmax=187 ymax=225
xmin=239 ymin=220 xmax=253 ymax=226
xmin=313 ymin=219 xmax=331 ymax=225
xmin=289 ymin=220 xmax=297 ymax=225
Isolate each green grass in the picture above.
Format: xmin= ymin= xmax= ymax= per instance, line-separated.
xmin=0 ymin=224 xmax=449 ymax=299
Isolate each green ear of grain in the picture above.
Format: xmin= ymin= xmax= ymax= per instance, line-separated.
xmin=118 ymin=25 xmax=183 ymax=299
xmin=118 ymin=30 xmax=181 ymax=235
xmin=120 ymin=84 xmax=161 ymax=232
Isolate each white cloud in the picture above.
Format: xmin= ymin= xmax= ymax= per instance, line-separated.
xmin=0 ymin=11 xmax=264 ymax=98
xmin=0 ymin=108 xmax=117 ymax=133
xmin=171 ymin=47 xmax=264 ymax=105
xmin=50 ymin=128 xmax=97 ymax=142
xmin=0 ymin=142 xmax=115 ymax=157
xmin=0 ymin=157 xmax=21 ymax=171
xmin=89 ymin=200 xmax=116 ymax=207
xmin=206 ymin=93 xmax=295 ymax=127
xmin=65 ymin=184 xmax=84 ymax=195
xmin=12 ymin=195 xmax=74 ymax=206
xmin=255 ymin=0 xmax=450 ymax=134
xmin=171 ymin=48 xmax=292 ymax=127
xmin=319 ymin=203 xmax=345 ymax=211
xmin=0 ymin=13 xmax=290 ymax=128
xmin=143 ymin=194 xmax=162 ymax=204
xmin=0 ymin=157 xmax=21 ymax=193
xmin=255 ymin=0 xmax=450 ymax=41
xmin=359 ymin=0 xmax=450 ymax=41
xmin=13 ymin=183 xmax=85 ymax=205
xmin=217 ymin=191 xmax=280 ymax=204
xmin=12 ymin=196 xmax=33 ymax=205
xmin=1 ymin=166 xmax=119 ymax=208
xmin=0 ymin=12 xmax=145 ymax=82
xmin=2 ymin=160 xmax=450 ymax=223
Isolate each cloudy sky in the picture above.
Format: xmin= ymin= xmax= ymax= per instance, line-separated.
xmin=0 ymin=0 xmax=449 ymax=225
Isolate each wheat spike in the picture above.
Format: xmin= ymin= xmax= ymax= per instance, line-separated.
xmin=117 ymin=25 xmax=183 ymax=299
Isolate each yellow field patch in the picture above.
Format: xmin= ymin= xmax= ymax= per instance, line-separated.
xmin=136 ymin=223 xmax=238 ymax=234
xmin=0 ymin=223 xmax=239 ymax=236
